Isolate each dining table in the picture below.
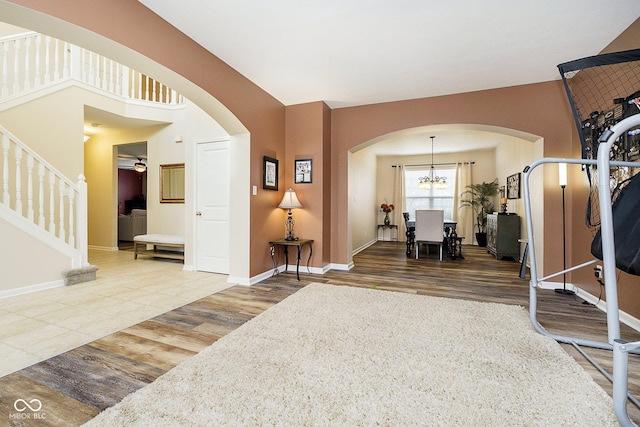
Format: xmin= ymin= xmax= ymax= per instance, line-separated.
xmin=405 ymin=220 xmax=463 ymax=259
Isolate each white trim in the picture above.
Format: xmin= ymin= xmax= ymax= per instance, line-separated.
xmin=0 ymin=279 xmax=64 ymax=299
xmin=353 ymin=238 xmax=377 ymax=255
xmin=278 ymin=264 xmax=329 ymax=274
xmin=539 ymin=281 xmax=640 ymax=332
xmin=245 ymin=262 xmax=339 ymax=286
xmin=319 ymin=264 xmax=333 ymax=274
xmin=229 ymin=275 xmax=254 ymax=286
xmin=182 ymin=264 xmax=196 ymax=271
xmin=92 ymin=245 xmax=119 ymax=251
xmin=327 ymin=262 xmax=355 ymax=271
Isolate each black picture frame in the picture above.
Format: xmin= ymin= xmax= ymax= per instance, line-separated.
xmin=506 ymin=173 xmax=521 ymax=199
xmin=294 ymin=159 xmax=312 ymax=184
xmin=263 ymin=156 xmax=278 ymax=190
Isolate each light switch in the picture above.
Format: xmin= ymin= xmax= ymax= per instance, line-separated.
xmin=252 ymin=185 xmax=257 ymax=195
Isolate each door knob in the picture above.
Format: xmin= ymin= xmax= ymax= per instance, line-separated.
xmin=196 ymin=211 xmax=202 ymax=216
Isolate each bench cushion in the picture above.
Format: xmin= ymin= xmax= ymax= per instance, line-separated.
xmin=134 ymin=234 xmax=184 ymax=245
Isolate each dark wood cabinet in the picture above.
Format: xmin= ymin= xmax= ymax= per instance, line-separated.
xmin=487 ymin=213 xmax=521 ymax=260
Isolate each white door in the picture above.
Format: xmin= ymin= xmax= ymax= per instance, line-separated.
xmin=195 ymin=140 xmax=230 ymax=273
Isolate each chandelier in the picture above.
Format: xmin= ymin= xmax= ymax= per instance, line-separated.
xmin=418 ymin=136 xmax=447 ymax=190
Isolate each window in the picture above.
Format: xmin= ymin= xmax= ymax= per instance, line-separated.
xmin=404 ymin=167 xmax=456 ymax=220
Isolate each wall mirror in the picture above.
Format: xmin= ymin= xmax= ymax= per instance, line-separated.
xmin=160 ymin=163 xmax=185 ymax=203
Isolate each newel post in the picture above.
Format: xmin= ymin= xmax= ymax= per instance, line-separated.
xmin=76 ymin=174 xmax=88 ymax=266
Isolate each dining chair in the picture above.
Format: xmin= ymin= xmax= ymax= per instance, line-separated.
xmin=414 ymin=209 xmax=445 ymax=260
xmin=403 ymin=212 xmax=415 ymax=256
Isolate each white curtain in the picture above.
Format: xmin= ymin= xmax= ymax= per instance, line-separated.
xmin=453 ymin=162 xmax=474 ymax=244
xmin=392 ymin=164 xmax=406 ymax=241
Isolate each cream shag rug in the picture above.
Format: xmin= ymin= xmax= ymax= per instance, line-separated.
xmin=85 ymin=283 xmax=619 ymax=426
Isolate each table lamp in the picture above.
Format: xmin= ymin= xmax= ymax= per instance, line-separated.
xmin=278 ymin=188 xmax=302 ymax=240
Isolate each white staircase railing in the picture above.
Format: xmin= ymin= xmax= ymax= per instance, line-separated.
xmin=1 ymin=31 xmax=185 ymax=105
xmin=1 ymin=125 xmax=87 ymax=266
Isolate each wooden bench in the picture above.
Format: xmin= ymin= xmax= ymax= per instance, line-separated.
xmin=133 ymin=234 xmax=184 ymax=261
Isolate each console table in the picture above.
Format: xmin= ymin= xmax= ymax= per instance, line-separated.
xmin=377 ymin=224 xmax=398 ymax=241
xmin=269 ymin=238 xmax=313 ymax=280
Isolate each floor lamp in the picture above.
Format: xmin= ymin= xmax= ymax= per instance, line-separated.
xmin=555 ymin=162 xmax=575 ymax=295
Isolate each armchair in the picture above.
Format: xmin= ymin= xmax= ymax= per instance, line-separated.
xmin=118 ymin=209 xmax=147 ymax=241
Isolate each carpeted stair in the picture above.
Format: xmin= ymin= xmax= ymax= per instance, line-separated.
xmin=61 ymin=265 xmax=99 ymax=285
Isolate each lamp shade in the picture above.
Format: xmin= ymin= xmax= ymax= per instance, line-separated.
xmin=558 ymin=162 xmax=567 ymax=187
xmin=278 ymin=188 xmax=302 ymax=209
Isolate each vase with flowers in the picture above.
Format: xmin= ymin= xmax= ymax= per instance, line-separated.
xmin=380 ymin=202 xmax=394 ymax=226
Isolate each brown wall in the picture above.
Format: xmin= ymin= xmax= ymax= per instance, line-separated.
xmin=118 ymin=170 xmax=145 ymax=215
xmin=284 ymin=102 xmax=331 ymax=269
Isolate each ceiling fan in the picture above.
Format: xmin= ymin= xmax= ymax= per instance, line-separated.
xmin=133 ymin=158 xmax=147 ymax=173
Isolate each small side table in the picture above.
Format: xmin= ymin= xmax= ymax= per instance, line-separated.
xmin=269 ymin=238 xmax=313 ymax=280
xmin=377 ymin=224 xmax=398 ymax=241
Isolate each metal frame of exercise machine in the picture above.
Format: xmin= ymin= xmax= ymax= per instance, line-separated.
xmin=523 ymin=113 xmax=640 ymax=427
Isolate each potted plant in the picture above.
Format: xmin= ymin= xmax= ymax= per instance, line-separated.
xmin=459 ymin=179 xmax=499 ymax=247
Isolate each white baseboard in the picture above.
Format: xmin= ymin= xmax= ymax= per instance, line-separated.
xmin=90 ymin=245 xmax=118 ymax=251
xmin=353 ymin=239 xmax=377 ymax=256
xmin=0 ymin=279 xmax=64 ymax=299
xmin=326 ymin=262 xmax=354 ymax=271
xmin=247 ymin=262 xmax=348 ymax=286
xmin=232 ymin=273 xmax=264 ymax=286
xmin=539 ymin=281 xmax=640 ymax=332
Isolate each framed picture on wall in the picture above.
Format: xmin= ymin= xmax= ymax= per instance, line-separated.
xmin=263 ymin=156 xmax=278 ymax=190
xmin=294 ymin=159 xmax=312 ymax=184
xmin=506 ymin=172 xmax=521 ymax=199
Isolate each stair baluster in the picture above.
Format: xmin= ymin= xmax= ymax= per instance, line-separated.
xmin=2 ymin=134 xmax=8 ymax=204
xmin=48 ymin=169 xmax=55 ymax=234
xmin=2 ymin=42 xmax=8 ymax=97
xmin=14 ymin=145 xmax=22 ymax=214
xmin=58 ymin=179 xmax=65 ymax=240
xmin=27 ymin=153 xmax=34 ymax=221
xmin=38 ymin=163 xmax=44 ymax=227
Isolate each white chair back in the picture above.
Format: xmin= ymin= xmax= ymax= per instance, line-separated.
xmin=415 ymin=210 xmax=444 ymax=242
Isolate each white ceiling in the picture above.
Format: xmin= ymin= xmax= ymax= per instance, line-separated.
xmin=83 ymin=107 xmax=154 ymax=167
xmin=84 ymin=106 xmax=167 ymax=138
xmin=86 ymin=1 xmax=640 ymax=157
xmin=364 ymin=124 xmax=538 ymax=156
xmin=139 ymin=0 xmax=640 ymax=109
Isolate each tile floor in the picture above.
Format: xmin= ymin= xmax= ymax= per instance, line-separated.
xmin=0 ymin=249 xmax=232 ymax=377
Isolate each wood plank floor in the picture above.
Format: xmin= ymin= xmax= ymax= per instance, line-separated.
xmin=2 ymin=242 xmax=640 ymax=426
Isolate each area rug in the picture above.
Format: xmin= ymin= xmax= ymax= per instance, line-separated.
xmin=84 ymin=283 xmax=619 ymax=426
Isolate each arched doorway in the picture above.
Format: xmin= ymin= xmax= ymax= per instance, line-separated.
xmin=0 ymin=6 xmax=251 ymax=280
xmin=348 ymin=124 xmax=543 ymax=270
